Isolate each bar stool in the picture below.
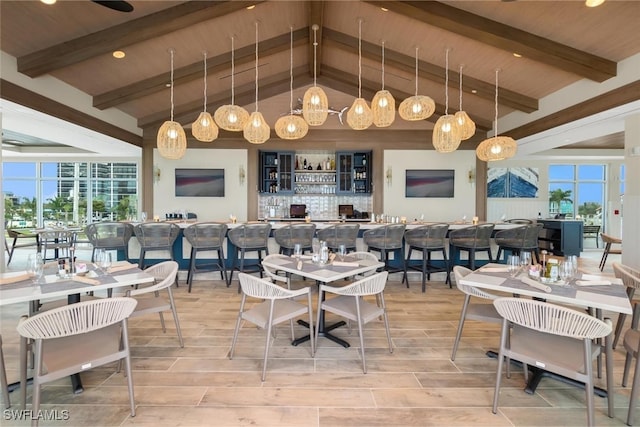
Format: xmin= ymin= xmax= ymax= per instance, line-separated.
xmin=227 ymin=223 xmax=271 ymax=288
xmin=85 ymin=222 xmax=134 ymax=262
xmin=274 ymin=223 xmax=316 ymax=255
xmin=363 ymin=223 xmax=406 ymax=277
xmin=183 ymin=222 xmax=228 ymax=292
xmin=449 ymin=223 xmax=494 ymax=271
xmin=316 ymin=223 xmax=359 ymax=252
xmin=133 ymin=222 xmax=181 ymax=270
xmin=494 ymin=223 xmax=542 ymax=264
xmin=403 ymin=223 xmax=450 ymax=292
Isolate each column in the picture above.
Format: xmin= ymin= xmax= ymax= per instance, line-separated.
xmin=622 ymin=113 xmax=640 ymax=270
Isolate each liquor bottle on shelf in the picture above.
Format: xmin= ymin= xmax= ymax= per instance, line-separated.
xmin=295 ymin=156 xmax=299 ymax=170
xmin=303 ymin=158 xmax=307 ymax=169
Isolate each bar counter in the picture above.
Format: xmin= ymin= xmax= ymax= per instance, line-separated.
xmin=125 ymin=220 xmax=522 ymax=270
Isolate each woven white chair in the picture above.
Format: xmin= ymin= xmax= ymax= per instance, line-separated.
xmin=230 ymin=273 xmax=314 ymax=381
xmin=17 ymin=297 xmax=137 ymax=426
xmin=315 ymin=271 xmax=392 ymax=374
xmin=0 ymin=336 xmax=9 ymax=409
xmin=612 ymin=262 xmax=640 ymax=349
xmin=620 ymin=271 xmax=640 ymax=426
xmin=126 ymin=260 xmax=183 ymax=347
xmin=450 ymin=266 xmax=502 ymax=361
xmin=492 ymin=297 xmax=614 ymax=427
xmin=261 ymin=254 xmax=292 ymax=289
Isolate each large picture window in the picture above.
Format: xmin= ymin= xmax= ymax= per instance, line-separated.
xmin=548 ymin=164 xmax=605 ymax=228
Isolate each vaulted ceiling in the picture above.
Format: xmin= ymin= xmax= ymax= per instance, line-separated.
xmin=2 ymin=0 xmax=639 ymax=150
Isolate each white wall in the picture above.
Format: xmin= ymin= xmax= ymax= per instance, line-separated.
xmin=383 ymin=150 xmax=476 ymax=222
xmin=153 ymin=149 xmax=248 ymax=222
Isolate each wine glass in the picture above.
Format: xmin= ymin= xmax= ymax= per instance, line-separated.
xmin=293 ymin=243 xmax=302 ymax=259
xmin=99 ymin=252 xmax=112 ymax=275
xmin=559 ymin=261 xmax=572 ymax=282
xmin=140 ymin=211 xmax=147 ymax=222
xmin=26 ymin=253 xmax=44 ymax=285
xmin=507 ymin=255 xmax=521 ymax=278
xmin=520 ymin=252 xmax=532 ymax=269
xmin=338 ymin=244 xmax=347 ymax=262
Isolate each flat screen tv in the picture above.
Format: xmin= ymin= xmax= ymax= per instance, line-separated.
xmin=405 ymin=169 xmax=455 ymax=198
xmin=175 ymin=168 xmax=225 ymax=197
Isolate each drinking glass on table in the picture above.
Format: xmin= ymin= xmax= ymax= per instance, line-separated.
xmin=293 ymin=243 xmax=302 ymax=259
xmin=337 ymin=244 xmax=347 ymax=262
xmin=26 ymin=253 xmax=44 ymax=286
xmin=507 ymin=255 xmax=521 ymax=277
xmin=99 ymin=252 xmax=112 ymax=274
xmin=520 ymin=251 xmax=532 ymax=269
xmin=566 ymin=255 xmax=579 ymax=278
xmin=559 ymin=261 xmax=572 ymax=282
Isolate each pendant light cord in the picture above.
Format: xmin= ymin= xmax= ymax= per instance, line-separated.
xmin=254 ymin=22 xmax=259 ymax=113
xmin=289 ymin=26 xmax=293 ymax=113
xmin=357 ymin=19 xmax=362 ymax=99
xmin=313 ymin=25 xmax=318 ymax=87
xmin=458 ymin=65 xmax=463 ymax=111
xmin=494 ymin=69 xmax=499 ymax=137
xmin=170 ymin=49 xmax=175 ymax=121
xmin=231 ymin=36 xmax=235 ymax=105
xmin=414 ymin=47 xmax=418 ymax=96
xmin=381 ymin=41 xmax=385 ymax=90
xmin=203 ymin=52 xmax=207 ymax=112
xmin=444 ymin=48 xmax=450 ymax=115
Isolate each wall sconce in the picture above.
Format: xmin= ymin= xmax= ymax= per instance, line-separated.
xmin=153 ymin=166 xmax=161 ymax=183
xmin=468 ymin=168 xmax=475 ymax=184
xmin=386 ymin=167 xmax=392 ymax=186
xmin=239 ymin=165 xmax=246 ymax=185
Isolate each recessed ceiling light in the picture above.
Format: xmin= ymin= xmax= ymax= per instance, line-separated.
xmin=381 ymin=7 xmax=388 ymax=12
xmin=513 ymin=52 xmax=522 ymax=58
xmin=41 ymin=0 xmax=56 ymax=5
xmin=246 ymin=5 xmax=256 ymax=10
xmin=113 ymin=50 xmax=125 ymax=59
xmin=585 ymin=0 xmax=605 ymax=7
xmin=471 ymin=89 xmax=477 ymax=94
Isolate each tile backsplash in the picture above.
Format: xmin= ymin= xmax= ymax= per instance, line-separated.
xmin=259 ymin=194 xmax=372 ymax=220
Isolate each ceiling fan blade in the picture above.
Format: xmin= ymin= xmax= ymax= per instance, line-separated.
xmin=91 ymin=1 xmax=134 ymax=13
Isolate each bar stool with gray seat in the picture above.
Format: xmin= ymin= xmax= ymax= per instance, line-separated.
xmin=363 ymin=223 xmax=406 ymax=277
xmin=403 ymin=223 xmax=450 ymax=292
xmin=133 ymin=222 xmax=181 ymax=270
xmin=494 ymin=223 xmax=542 ymax=264
xmin=316 ymin=223 xmax=359 ymax=253
xmin=227 ymin=223 xmax=271 ymax=287
xmin=274 ymin=223 xmax=316 ymax=255
xmin=448 ymin=223 xmax=495 ymax=271
xmin=183 ymin=222 xmax=228 ymax=292
xmin=85 ymin=221 xmax=134 ymax=262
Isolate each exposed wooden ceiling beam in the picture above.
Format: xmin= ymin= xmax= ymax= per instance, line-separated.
xmin=508 ymin=80 xmax=640 ymax=140
xmin=94 ymin=28 xmax=308 ymax=110
xmin=307 ymin=1 xmax=325 ymax=77
xmin=320 ymin=66 xmax=492 ymax=131
xmin=0 ymin=79 xmax=142 ymax=147
xmin=367 ymin=0 xmax=616 ymax=82
xmin=140 ymin=66 xmax=312 ymax=129
xmin=18 ymin=1 xmax=264 ymax=77
xmin=323 ymin=28 xmax=538 ymax=113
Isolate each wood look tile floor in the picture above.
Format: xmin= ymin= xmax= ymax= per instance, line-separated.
xmin=1 ymin=248 xmax=637 ymax=426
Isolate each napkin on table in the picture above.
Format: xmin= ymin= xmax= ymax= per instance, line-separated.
xmin=332 ymin=261 xmax=359 ymax=267
xmin=576 ymin=280 xmax=612 ymax=286
xmin=481 ymin=266 xmax=509 ymax=273
xmin=108 ymin=261 xmax=139 ymax=273
xmin=0 ymin=272 xmax=32 ymax=285
xmin=72 ymin=275 xmax=100 ymax=286
xmin=520 ymin=276 xmax=552 ymax=293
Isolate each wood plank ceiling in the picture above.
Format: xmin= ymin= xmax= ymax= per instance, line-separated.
xmin=1 ymin=0 xmax=639 ymax=149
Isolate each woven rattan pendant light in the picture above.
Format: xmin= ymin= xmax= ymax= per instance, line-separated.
xmin=346 ymin=19 xmax=372 ymax=131
xmin=432 ymin=49 xmax=462 ymax=153
xmin=192 ymin=52 xmax=219 ymax=142
xmin=476 ymin=69 xmax=517 ymax=161
xmin=399 ymin=47 xmax=435 ymax=121
xmin=303 ymin=24 xmax=329 ymax=126
xmin=243 ymin=22 xmax=270 ymax=144
xmin=157 ymin=48 xmax=187 ymax=160
xmin=214 ymin=36 xmax=249 ymax=132
xmin=275 ymin=27 xmax=308 ymax=140
xmin=372 ymin=41 xmax=395 ymax=128
xmin=454 ymin=65 xmax=475 ymax=141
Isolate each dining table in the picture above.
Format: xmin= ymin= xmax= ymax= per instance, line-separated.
xmin=0 ymin=261 xmax=154 ymax=394
xmin=459 ymin=262 xmax=632 ymax=395
xmin=261 ymin=254 xmax=383 ymax=348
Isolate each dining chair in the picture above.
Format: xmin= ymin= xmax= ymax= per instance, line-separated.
xmin=125 ymin=260 xmax=183 ymax=347
xmin=621 ymin=289 xmax=640 ymax=426
xmin=183 ymin=222 xmax=228 ymax=292
xmin=85 ymin=221 xmax=134 ymax=262
xmin=612 ymin=262 xmax=640 ymax=349
xmin=262 ymin=253 xmax=292 ymax=289
xmin=315 ymin=271 xmax=392 ymax=373
xmin=5 ymin=229 xmax=40 ymax=265
xmin=273 ymin=223 xmax=316 ymax=255
xmin=403 ymin=223 xmax=450 ymax=292
xmin=226 ymin=223 xmax=271 ymax=288
xmin=133 ymin=222 xmax=181 ymax=270
xmin=316 ymin=223 xmax=360 ymax=252
xmin=17 ymin=298 xmax=138 ymax=426
xmin=39 ymin=229 xmax=76 ymax=261
xmin=450 ymin=266 xmax=501 ymax=361
xmin=599 ymin=233 xmax=622 ymax=271
xmin=492 ymin=297 xmax=614 ymax=427
xmin=230 ymin=273 xmax=314 ymax=381
xmin=448 ymin=223 xmax=495 ymax=271
xmin=363 ymin=223 xmax=406 ymax=278
xmin=0 ymin=336 xmax=9 ymax=409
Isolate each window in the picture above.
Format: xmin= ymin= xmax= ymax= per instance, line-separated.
xmin=548 ymin=164 xmax=605 ymax=227
xmin=3 ymin=161 xmax=139 ymax=229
